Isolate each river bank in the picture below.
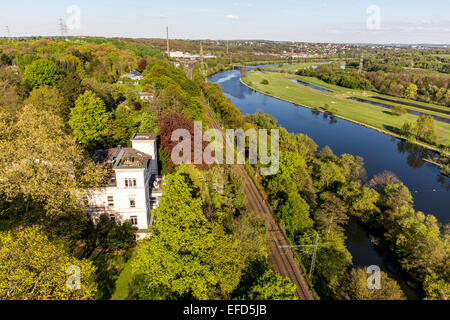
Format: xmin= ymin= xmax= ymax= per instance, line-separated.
xmin=240 ymin=77 xmax=450 ymax=158
xmin=208 ymin=67 xmax=449 ymax=300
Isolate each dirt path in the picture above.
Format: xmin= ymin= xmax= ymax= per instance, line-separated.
xmin=203 ymin=100 xmax=314 ymax=300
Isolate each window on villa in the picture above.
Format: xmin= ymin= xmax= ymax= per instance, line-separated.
xmin=130 ymin=216 xmax=138 ymax=226
xmin=125 ymin=178 xmax=137 ymax=188
xmin=107 ymin=196 xmax=114 ymax=207
xmin=129 ymin=196 xmax=136 ymax=208
xmin=109 ymin=214 xmax=116 ymax=222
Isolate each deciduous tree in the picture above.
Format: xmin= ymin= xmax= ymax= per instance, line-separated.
xmin=69 ymin=90 xmax=111 ymax=151
xmin=0 ymin=226 xmax=97 ymax=300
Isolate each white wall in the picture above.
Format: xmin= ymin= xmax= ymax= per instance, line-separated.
xmin=132 ymin=139 xmax=156 ymax=158
xmin=88 ymin=167 xmax=151 ymax=238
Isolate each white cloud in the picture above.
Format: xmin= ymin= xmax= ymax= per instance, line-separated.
xmin=226 ymin=14 xmax=240 ymax=20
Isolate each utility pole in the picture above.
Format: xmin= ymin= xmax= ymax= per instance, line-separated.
xmin=6 ymin=26 xmax=10 ymax=40
xmin=166 ymin=26 xmax=170 ymax=59
xmin=279 ymin=232 xmax=319 ymax=281
xmin=226 ymin=40 xmax=229 ymax=55
xmin=358 ymin=53 xmax=364 ymax=74
xmin=200 ymin=40 xmax=204 ymax=75
xmin=58 ymin=18 xmax=67 ymax=38
xmin=309 ymin=233 xmax=319 ymax=279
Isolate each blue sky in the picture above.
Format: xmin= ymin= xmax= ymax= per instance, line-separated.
xmin=1 ymin=0 xmax=449 ymax=43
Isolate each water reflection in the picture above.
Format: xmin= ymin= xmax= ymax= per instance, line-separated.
xmin=207 ymin=69 xmax=450 ymax=222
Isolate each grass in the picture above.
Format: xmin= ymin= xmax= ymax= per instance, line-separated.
xmin=90 ymin=249 xmax=136 ymax=300
xmin=292 ymin=75 xmax=450 ymax=114
xmin=265 ymin=61 xmax=331 ymax=72
xmin=110 ymin=256 xmax=134 ymax=300
xmin=242 ymin=71 xmax=450 ymax=147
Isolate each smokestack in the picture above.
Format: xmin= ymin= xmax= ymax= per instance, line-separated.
xmin=200 ymin=41 xmax=203 ymax=59
xmin=166 ymin=26 xmax=170 ymax=59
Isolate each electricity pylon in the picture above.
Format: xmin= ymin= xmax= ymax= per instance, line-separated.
xmin=58 ymin=18 xmax=68 ymax=38
xmin=279 ymin=232 xmax=319 ymax=280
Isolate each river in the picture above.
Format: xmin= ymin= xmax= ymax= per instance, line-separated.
xmin=207 ymin=67 xmax=450 ymax=299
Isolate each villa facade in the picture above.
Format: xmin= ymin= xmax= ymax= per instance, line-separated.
xmin=87 ymin=133 xmax=162 ymax=239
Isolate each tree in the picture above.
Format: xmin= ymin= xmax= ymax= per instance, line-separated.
xmin=0 ymin=66 xmax=25 ymax=113
xmin=131 ymin=171 xmax=244 ymax=300
xmin=58 ymin=73 xmax=84 ymax=117
xmin=413 ymin=115 xmax=437 ymax=144
xmin=158 ymin=113 xmax=211 ymax=171
xmin=369 ymin=171 xmax=401 ymax=192
xmin=311 ymin=232 xmax=352 ymax=291
xmin=391 ymin=105 xmax=407 ymax=116
xmin=106 ymin=220 xmax=136 ymax=250
xmin=25 ymin=86 xmax=65 ymax=118
xmin=69 ymin=90 xmax=111 ymax=151
xmin=404 ymin=83 xmax=418 ymax=99
xmin=314 ymin=194 xmax=348 ymax=235
xmin=0 ymin=53 xmax=12 ymax=66
xmin=318 ymin=145 xmax=335 ymax=160
xmin=314 ymin=161 xmax=346 ymax=191
xmin=338 ymin=183 xmax=380 ymax=221
xmin=0 ymin=104 xmax=105 ymax=217
xmin=24 ymin=59 xmax=61 ymax=90
xmin=341 ymin=268 xmax=406 ymax=300
xmin=277 ymin=192 xmax=313 ymax=240
xmin=401 ymin=121 xmax=413 ymax=135
xmin=0 ymin=226 xmax=97 ymax=300
xmin=138 ymin=58 xmax=147 ymax=72
xmin=249 ymin=270 xmax=297 ymax=300
xmin=423 ymin=274 xmax=449 ymax=300
xmin=380 ymin=183 xmax=413 ymax=210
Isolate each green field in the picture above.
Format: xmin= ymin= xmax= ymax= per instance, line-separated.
xmin=293 ymin=75 xmax=450 ymax=116
xmin=265 ymin=61 xmax=332 ymax=72
xmin=242 ymin=71 xmax=450 ymax=147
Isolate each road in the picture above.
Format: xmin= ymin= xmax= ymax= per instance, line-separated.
xmin=203 ymin=100 xmax=314 ymax=300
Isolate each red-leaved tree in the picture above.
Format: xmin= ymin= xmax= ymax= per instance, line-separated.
xmin=158 ymin=113 xmax=213 ymax=171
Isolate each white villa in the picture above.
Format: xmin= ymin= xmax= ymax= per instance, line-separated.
xmin=88 ymin=133 xmax=162 ymax=239
xmin=118 ymin=70 xmax=143 ymax=85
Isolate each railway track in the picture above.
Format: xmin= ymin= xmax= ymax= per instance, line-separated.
xmin=204 ymin=101 xmax=314 ymax=300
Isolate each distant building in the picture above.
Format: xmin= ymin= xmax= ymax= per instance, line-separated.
xmin=87 ymin=133 xmax=162 ymax=239
xmin=138 ymin=92 xmax=153 ymax=101
xmin=169 ymin=51 xmax=216 ymax=60
xmin=119 ymin=70 xmax=143 ymax=85
xmin=169 ymin=51 xmax=185 ymax=58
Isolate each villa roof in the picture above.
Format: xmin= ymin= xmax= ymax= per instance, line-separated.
xmin=120 ymin=70 xmax=143 ymax=79
xmin=131 ymin=133 xmax=157 ymax=141
xmin=93 ymin=147 xmax=152 ymax=170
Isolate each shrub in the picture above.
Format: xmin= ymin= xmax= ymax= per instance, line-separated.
xmin=391 ymin=105 xmax=407 ymax=116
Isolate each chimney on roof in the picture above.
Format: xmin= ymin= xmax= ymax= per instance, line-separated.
xmin=117 ymin=145 xmax=122 ymax=150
